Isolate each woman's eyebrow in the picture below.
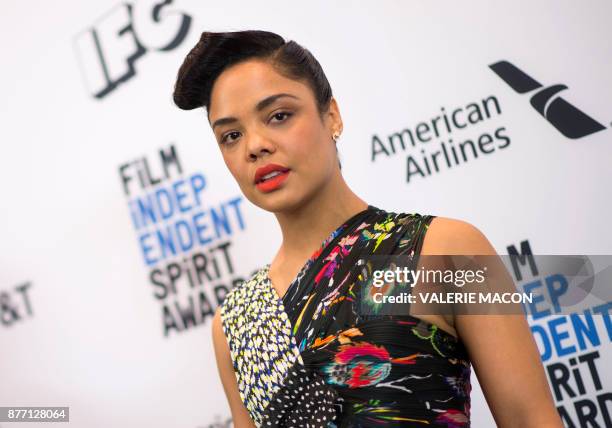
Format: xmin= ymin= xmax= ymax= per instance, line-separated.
xmin=211 ymin=93 xmax=299 ymax=130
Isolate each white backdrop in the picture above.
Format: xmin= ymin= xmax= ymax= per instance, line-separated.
xmin=1 ymin=0 xmax=611 ymax=427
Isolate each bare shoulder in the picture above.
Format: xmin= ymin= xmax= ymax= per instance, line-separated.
xmin=422 ymin=216 xmax=563 ymax=427
xmin=422 ymin=216 xmax=498 ymax=256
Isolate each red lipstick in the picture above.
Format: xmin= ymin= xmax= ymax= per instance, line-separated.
xmin=254 ymin=163 xmax=291 ymax=193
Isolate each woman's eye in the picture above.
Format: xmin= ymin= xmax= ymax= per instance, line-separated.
xmin=221 ymin=131 xmax=240 ymax=145
xmin=270 ymin=111 xmax=292 ymax=123
xmin=220 ymin=112 xmax=291 ymax=144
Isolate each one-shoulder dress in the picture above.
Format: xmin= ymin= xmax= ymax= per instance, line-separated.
xmin=220 ymin=205 xmax=472 ymax=427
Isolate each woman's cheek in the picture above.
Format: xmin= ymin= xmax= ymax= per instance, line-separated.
xmin=225 ymin=158 xmax=242 ymax=181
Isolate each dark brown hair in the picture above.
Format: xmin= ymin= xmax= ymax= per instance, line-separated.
xmin=173 ymin=30 xmax=333 ymax=119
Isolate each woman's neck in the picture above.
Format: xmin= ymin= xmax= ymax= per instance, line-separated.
xmin=271 ymin=175 xmax=368 ymax=266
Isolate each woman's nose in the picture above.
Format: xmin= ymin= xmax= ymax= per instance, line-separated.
xmin=246 ymin=133 xmax=275 ymax=160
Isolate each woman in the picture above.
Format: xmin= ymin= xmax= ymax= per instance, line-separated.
xmin=173 ymin=30 xmax=562 ymax=427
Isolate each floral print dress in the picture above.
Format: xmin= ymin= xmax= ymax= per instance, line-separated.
xmin=220 ymin=205 xmax=472 ymax=427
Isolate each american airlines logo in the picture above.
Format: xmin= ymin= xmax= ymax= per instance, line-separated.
xmin=73 ymin=0 xmax=192 ymax=99
xmin=489 ymin=60 xmax=606 ymax=139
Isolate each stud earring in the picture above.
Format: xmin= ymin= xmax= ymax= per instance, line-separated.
xmin=332 ymin=132 xmax=341 ymax=142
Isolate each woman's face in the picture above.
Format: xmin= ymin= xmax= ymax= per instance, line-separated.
xmin=207 ymin=59 xmax=342 ymax=212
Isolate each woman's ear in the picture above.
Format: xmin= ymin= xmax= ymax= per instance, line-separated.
xmin=328 ymin=97 xmax=343 ymax=138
